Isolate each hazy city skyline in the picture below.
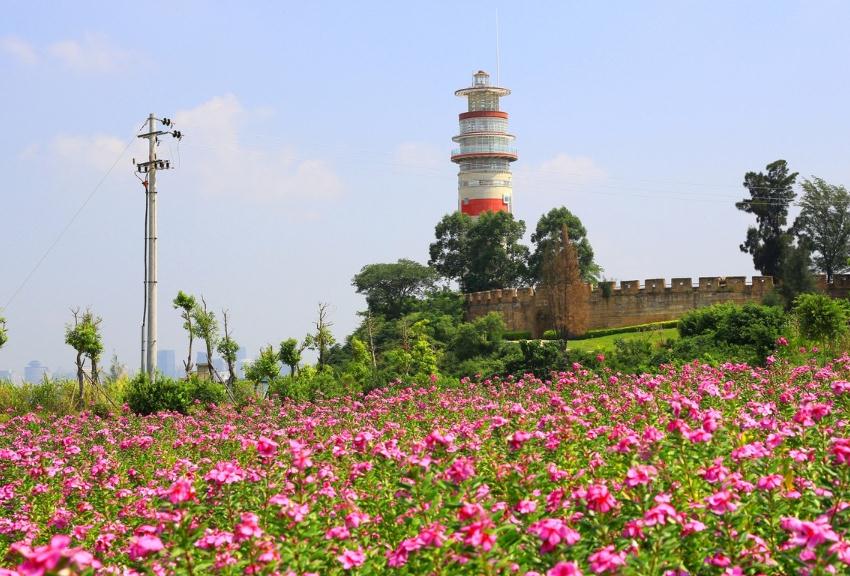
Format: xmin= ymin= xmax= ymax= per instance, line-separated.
xmin=3 ymin=1 xmax=850 ymax=374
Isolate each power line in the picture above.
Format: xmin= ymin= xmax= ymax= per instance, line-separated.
xmin=2 ymin=132 xmax=139 ymax=312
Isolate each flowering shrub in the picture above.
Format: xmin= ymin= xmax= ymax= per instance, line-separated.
xmin=1 ymin=354 xmax=850 ymax=574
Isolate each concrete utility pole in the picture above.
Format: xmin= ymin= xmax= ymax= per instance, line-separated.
xmin=136 ymin=114 xmax=181 ymax=379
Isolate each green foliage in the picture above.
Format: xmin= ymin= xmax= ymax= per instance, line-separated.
xmin=795 ymin=177 xmax=850 ymax=283
xmin=244 ymin=346 xmax=280 ymax=386
xmin=186 ymin=375 xmax=227 ymax=406
xmin=529 ymin=206 xmax=601 ymax=284
xmin=352 ymin=259 xmax=437 ymax=319
xmin=125 ymin=374 xmax=189 ymax=415
xmin=172 ymin=291 xmax=197 ymax=373
xmin=451 ymin=312 xmax=505 ymax=361
xmin=191 ymin=297 xmax=219 ymax=365
xmin=678 ymin=303 xmax=736 ymax=337
xmin=304 ymin=303 xmax=335 ymax=372
xmin=278 ymin=338 xmax=302 ymax=376
xmin=504 ymin=340 xmax=568 ymax=376
xmin=779 ymin=244 xmax=817 ymax=308
xmin=342 ymin=337 xmax=374 ymax=385
xmin=216 ymin=332 xmax=239 ymax=369
xmin=794 ymin=293 xmax=849 ymax=343
xmin=573 ymin=320 xmax=678 ymax=340
xmin=503 ymin=330 xmax=531 ymax=341
xmin=65 ymin=310 xmax=103 ymax=363
xmin=736 ymin=159 xmax=798 ymax=278
xmin=271 ymin=366 xmax=356 ymax=402
xmin=429 ymin=211 xmax=529 ymax=292
xmin=0 ymin=316 xmax=7 ymax=350
xmin=678 ymin=303 xmax=786 ymax=363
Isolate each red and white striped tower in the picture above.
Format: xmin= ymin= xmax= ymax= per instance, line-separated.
xmin=451 ymin=70 xmax=517 ymax=217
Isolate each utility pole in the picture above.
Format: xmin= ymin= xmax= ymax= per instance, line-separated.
xmin=136 ymin=114 xmax=181 ymax=379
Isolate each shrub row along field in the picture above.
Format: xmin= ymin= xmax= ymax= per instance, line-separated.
xmin=2 ymin=355 xmax=850 ymax=575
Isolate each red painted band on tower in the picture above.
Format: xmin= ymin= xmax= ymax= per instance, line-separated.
xmin=461 ymin=198 xmax=509 ymax=216
xmin=459 ymin=111 xmax=509 ymax=120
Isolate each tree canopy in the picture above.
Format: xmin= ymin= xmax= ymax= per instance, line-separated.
xmin=429 ymin=211 xmax=529 ymax=292
xmin=736 ymin=159 xmax=798 ymax=278
xmin=0 ymin=316 xmax=7 ymax=350
xmin=794 ymin=177 xmax=850 ymax=283
xmin=529 ymin=207 xmax=601 ymax=284
xmin=352 ymin=259 xmax=437 ymax=319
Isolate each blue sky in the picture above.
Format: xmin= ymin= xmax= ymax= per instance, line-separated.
xmin=2 ymin=1 xmax=850 ymax=376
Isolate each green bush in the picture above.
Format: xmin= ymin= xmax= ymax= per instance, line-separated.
xmin=503 ymin=330 xmax=532 ymax=341
xmin=187 ymin=375 xmax=227 ymax=406
xmin=713 ymin=303 xmax=785 ymax=360
xmin=678 ymin=304 xmax=736 ymax=337
xmin=794 ymin=293 xmax=849 ymax=343
xmin=125 ymin=374 xmax=189 ymax=415
xmin=504 ymin=340 xmax=568 ymax=376
xmin=574 ymin=321 xmax=679 ymax=340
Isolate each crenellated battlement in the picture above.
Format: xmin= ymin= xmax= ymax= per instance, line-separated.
xmin=465 ymin=275 xmax=776 ymax=305
xmin=464 ymin=274 xmax=849 ymax=337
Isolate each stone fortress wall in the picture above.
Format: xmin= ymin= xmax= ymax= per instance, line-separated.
xmin=465 ymin=274 xmax=850 ymax=337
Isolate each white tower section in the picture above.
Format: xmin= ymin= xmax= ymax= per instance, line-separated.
xmin=451 ymin=70 xmax=517 ymax=216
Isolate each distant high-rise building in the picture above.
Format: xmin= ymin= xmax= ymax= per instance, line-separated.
xmin=451 ymin=70 xmax=517 ymax=217
xmin=197 ymin=351 xmax=208 ymax=366
xmin=0 ymin=370 xmax=14 ymax=382
xmin=157 ymin=349 xmax=177 ymax=378
xmin=237 ymin=346 xmax=248 ymax=362
xmin=24 ymin=361 xmax=49 ymax=383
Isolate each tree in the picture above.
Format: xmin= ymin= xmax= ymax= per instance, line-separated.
xmin=428 ymin=212 xmax=473 ymax=289
xmin=192 ymin=296 xmax=220 ymax=382
xmin=794 ymin=177 xmax=850 ymax=284
xmin=0 ymin=316 xmax=7 ymax=350
xmin=529 ymin=207 xmax=601 ymax=284
xmin=541 ymin=225 xmax=589 ymax=340
xmin=65 ymin=308 xmax=103 ymax=404
xmin=794 ymin=293 xmax=849 ymax=344
xmin=778 ymin=244 xmax=816 ymax=308
xmin=172 ymin=291 xmax=197 ymax=376
xmin=279 ymin=338 xmax=303 ymax=377
xmin=429 ymin=211 xmax=529 ymax=292
xmin=303 ymin=303 xmax=336 ymax=372
xmin=352 ymin=259 xmax=437 ymax=319
xmin=736 ymin=160 xmax=798 ymax=278
xmin=106 ymin=352 xmax=126 ymax=384
xmin=217 ymin=310 xmax=239 ymax=388
xmin=244 ymin=345 xmax=280 ymax=394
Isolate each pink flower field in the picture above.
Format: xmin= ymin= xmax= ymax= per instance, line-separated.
xmin=2 ymin=356 xmax=850 ymax=575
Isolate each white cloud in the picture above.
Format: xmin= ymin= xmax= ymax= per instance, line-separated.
xmin=174 ymin=95 xmax=343 ymax=205
xmin=1 ymin=36 xmax=39 ymax=65
xmin=392 ymin=141 xmax=444 ymax=172
xmin=47 ymin=34 xmax=134 ymax=73
xmin=514 ymin=153 xmax=607 ymax=197
xmin=51 ymin=134 xmax=127 ymax=173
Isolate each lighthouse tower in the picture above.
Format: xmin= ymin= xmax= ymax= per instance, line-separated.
xmin=451 ymin=70 xmax=517 ymax=217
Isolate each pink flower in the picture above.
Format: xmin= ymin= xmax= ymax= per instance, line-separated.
xmin=516 ymin=499 xmax=538 ymax=514
xmin=205 ymin=461 xmax=247 ymax=485
xmin=446 ymin=457 xmax=475 ymax=483
xmin=781 ymin=516 xmax=839 ymax=549
xmin=756 ymin=474 xmax=783 ymax=491
xmin=508 ymin=430 xmax=533 ymax=450
xmin=128 ymin=534 xmax=164 ymax=561
xmin=831 ymin=438 xmax=850 ymax=465
xmin=256 ymin=436 xmax=279 ymax=458
xmin=529 ymin=518 xmax=580 ymax=553
xmin=548 ymin=561 xmax=583 ymax=576
xmin=337 ymin=548 xmax=365 ymax=570
xmin=234 ymin=512 xmax=263 ymax=541
xmin=461 ymin=520 xmax=496 ymax=551
xmin=625 ymin=465 xmax=657 ymax=487
xmin=705 ymin=490 xmax=738 ymax=515
xmin=584 ymin=483 xmax=617 ymax=513
xmin=588 ymin=545 xmax=627 ymax=573
xmin=166 ymin=477 xmax=196 ymax=504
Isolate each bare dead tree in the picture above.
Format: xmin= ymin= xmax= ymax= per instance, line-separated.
xmin=541 ymin=224 xmax=590 ymax=342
